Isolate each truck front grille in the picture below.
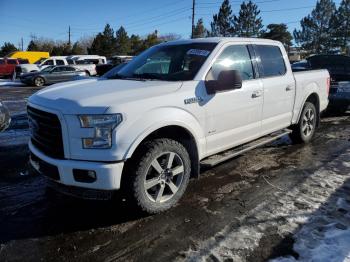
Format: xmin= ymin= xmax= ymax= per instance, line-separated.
xmin=27 ymin=106 xmax=64 ymax=159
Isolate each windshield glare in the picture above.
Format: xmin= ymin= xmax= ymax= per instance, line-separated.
xmin=107 ymin=43 xmax=217 ymax=81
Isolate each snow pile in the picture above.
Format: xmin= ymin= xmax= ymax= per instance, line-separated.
xmin=183 ymin=149 xmax=350 ymax=262
xmin=272 ymin=196 xmax=350 ymax=262
xmin=0 ymin=80 xmax=24 ymax=87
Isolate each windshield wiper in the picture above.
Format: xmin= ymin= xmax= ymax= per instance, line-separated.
xmin=132 ymin=73 xmax=164 ymax=81
xmin=107 ymin=73 xmax=146 ymax=81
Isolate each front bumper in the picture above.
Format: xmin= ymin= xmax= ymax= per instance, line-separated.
xmin=29 ymin=141 xmax=125 ymax=191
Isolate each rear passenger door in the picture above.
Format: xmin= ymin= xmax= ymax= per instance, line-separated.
xmin=254 ymin=44 xmax=295 ymax=135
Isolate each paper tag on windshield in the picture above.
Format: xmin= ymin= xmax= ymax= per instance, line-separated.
xmin=187 ymin=49 xmax=210 ymax=57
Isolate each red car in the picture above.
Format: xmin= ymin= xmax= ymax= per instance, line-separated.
xmin=0 ymin=58 xmax=28 ymax=78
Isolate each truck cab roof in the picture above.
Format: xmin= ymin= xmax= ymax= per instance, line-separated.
xmin=160 ymin=37 xmax=281 ymax=46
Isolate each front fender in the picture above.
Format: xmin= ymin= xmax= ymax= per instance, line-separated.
xmin=116 ymin=107 xmax=206 ymax=160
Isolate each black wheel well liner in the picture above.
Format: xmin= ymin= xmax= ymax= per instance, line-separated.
xmin=305 ymin=93 xmax=320 ymax=126
xmin=126 ymin=125 xmax=200 ymax=179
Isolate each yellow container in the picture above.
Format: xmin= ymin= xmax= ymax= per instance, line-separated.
xmin=7 ymin=51 xmax=50 ymax=64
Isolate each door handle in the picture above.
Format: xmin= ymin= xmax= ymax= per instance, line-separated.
xmin=286 ymin=85 xmax=294 ymax=91
xmin=252 ymin=90 xmax=262 ymax=98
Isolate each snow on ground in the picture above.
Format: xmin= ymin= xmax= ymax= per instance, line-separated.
xmin=0 ymin=80 xmax=25 ymax=87
xmin=183 ymin=149 xmax=350 ymax=262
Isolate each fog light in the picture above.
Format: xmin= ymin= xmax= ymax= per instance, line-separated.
xmin=73 ymin=169 xmax=96 ymax=183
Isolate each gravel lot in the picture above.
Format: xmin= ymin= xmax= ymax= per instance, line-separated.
xmin=0 ymin=85 xmax=349 ymax=262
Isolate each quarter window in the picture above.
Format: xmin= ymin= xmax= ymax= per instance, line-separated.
xmin=210 ymin=45 xmax=254 ymax=81
xmin=256 ymin=45 xmax=286 ymax=77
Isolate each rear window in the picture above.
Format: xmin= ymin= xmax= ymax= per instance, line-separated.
xmin=256 ymin=45 xmax=286 ymax=77
xmin=7 ymin=59 xmax=17 ymax=65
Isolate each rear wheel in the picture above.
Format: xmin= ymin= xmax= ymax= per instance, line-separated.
xmin=290 ymin=102 xmax=317 ymax=143
xmin=34 ymin=77 xmax=45 ymax=87
xmin=128 ymin=138 xmax=191 ymax=214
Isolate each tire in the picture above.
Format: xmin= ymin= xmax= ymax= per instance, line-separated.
xmin=34 ymin=77 xmax=45 ymax=87
xmin=127 ymin=138 xmax=191 ymax=214
xmin=290 ymin=102 xmax=317 ymax=144
xmin=85 ymin=71 xmax=90 ymax=76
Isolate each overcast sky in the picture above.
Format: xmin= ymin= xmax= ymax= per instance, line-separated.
xmin=0 ymin=0 xmax=342 ymax=48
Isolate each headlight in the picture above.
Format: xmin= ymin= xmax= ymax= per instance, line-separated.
xmin=79 ymin=114 xmax=122 ymax=149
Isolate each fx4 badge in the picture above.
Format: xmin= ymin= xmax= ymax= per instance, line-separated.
xmin=184 ymin=97 xmax=203 ymax=105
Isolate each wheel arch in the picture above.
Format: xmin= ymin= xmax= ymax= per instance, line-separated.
xmin=125 ymin=124 xmax=201 ymax=179
xmin=297 ymin=92 xmax=320 ymax=127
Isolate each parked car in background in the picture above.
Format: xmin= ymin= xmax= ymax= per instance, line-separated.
xmin=0 ymin=101 xmax=10 ymax=132
xmin=27 ymin=38 xmax=329 ymax=214
xmin=16 ymin=56 xmax=99 ymax=76
xmin=96 ymin=55 xmax=132 ymax=76
xmin=292 ymin=54 xmax=350 ymax=113
xmin=100 ymin=62 xmax=128 ymax=78
xmin=67 ymin=55 xmax=107 ymax=65
xmin=20 ymin=65 xmax=86 ymax=87
xmin=0 ymin=58 xmax=28 ymax=78
xmin=7 ymin=51 xmax=49 ymax=64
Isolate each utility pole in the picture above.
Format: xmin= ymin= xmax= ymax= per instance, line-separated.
xmin=21 ymin=37 xmax=23 ymax=51
xmin=68 ymin=26 xmax=71 ymax=46
xmin=191 ymin=0 xmax=195 ymax=38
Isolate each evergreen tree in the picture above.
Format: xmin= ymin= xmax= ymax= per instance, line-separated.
xmin=294 ymin=0 xmax=336 ymax=54
xmin=332 ymin=0 xmax=350 ymax=53
xmin=129 ymin=34 xmax=143 ymax=55
xmin=27 ymin=40 xmax=39 ymax=51
xmin=209 ymin=0 xmax=234 ymax=37
xmin=142 ymin=31 xmax=161 ymax=50
xmin=71 ymin=42 xmax=85 ymax=55
xmin=88 ymin=23 xmax=116 ymax=57
xmin=115 ymin=26 xmax=130 ymax=55
xmin=193 ymin=18 xmax=207 ymax=38
xmin=0 ymin=42 xmax=18 ymax=57
xmin=233 ymin=0 xmax=263 ymax=37
xmin=261 ymin=24 xmax=293 ymax=49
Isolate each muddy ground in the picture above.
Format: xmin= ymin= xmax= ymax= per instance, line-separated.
xmin=0 ymin=86 xmax=349 ymax=262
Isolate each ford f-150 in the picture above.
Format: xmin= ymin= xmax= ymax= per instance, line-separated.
xmin=27 ymin=38 xmax=330 ymax=213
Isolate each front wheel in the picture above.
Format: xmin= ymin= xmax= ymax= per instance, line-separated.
xmin=128 ymin=138 xmax=191 ymax=214
xmin=290 ymin=102 xmax=317 ymax=143
xmin=34 ymin=77 xmax=45 ymax=87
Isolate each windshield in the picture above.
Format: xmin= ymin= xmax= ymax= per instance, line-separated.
xmin=41 ymin=65 xmax=55 ymax=72
xmin=34 ymin=58 xmax=47 ymax=64
xmin=106 ymin=43 xmax=217 ymax=81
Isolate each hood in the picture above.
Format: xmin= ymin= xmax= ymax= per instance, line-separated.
xmin=28 ymin=78 xmax=182 ymax=114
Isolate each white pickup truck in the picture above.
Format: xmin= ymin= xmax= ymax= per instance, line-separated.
xmin=27 ymin=38 xmax=329 ymax=213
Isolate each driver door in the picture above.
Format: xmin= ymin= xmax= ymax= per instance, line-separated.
xmin=203 ymin=44 xmax=264 ymax=156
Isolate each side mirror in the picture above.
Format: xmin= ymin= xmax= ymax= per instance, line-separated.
xmin=205 ymin=70 xmax=242 ymax=95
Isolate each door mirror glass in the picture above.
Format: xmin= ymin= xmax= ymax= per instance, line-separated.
xmin=205 ymin=69 xmax=242 ymax=94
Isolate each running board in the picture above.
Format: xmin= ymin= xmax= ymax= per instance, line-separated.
xmin=201 ymin=129 xmax=292 ymax=167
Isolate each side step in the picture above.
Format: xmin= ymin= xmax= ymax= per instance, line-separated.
xmin=201 ymin=129 xmax=292 ymax=167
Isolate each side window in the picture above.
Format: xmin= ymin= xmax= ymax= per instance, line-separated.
xmin=256 ymin=45 xmax=286 ymax=77
xmin=65 ymin=67 xmax=75 ymax=71
xmin=52 ymin=67 xmax=62 ymax=72
xmin=56 ymin=60 xmax=65 ymax=65
xmin=210 ymin=45 xmax=254 ymax=81
xmin=7 ymin=59 xmax=17 ymax=65
xmin=44 ymin=60 xmax=54 ymax=65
